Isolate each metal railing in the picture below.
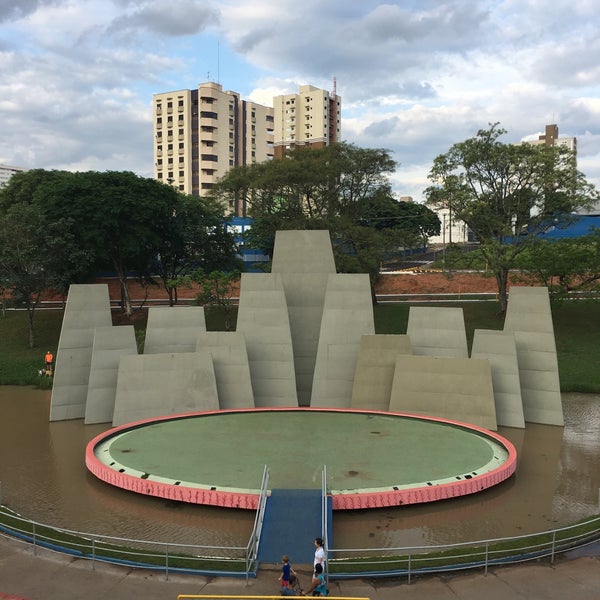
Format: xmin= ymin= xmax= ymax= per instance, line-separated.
xmin=1 ymin=503 xmax=598 ymax=582
xmin=328 ymin=515 xmax=600 ymax=582
xmin=245 ymin=465 xmax=270 ymax=578
xmin=321 ymin=465 xmax=329 ymax=582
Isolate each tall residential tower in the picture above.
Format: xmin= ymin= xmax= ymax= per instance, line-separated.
xmin=273 ymin=84 xmax=342 ymax=159
xmin=152 ymin=82 xmax=341 ymax=213
xmin=153 ymin=82 xmax=274 ymax=212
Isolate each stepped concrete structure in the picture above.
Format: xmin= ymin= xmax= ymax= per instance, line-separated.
xmin=311 ymin=273 xmax=375 ymax=408
xmin=236 ymin=273 xmax=298 ymax=407
xmin=143 ymin=306 xmax=206 ymax=354
xmin=389 ymin=355 xmax=498 ymax=430
xmin=50 ymin=284 xmax=112 ymax=421
xmin=49 ymin=232 xmax=563 ymax=438
xmin=351 ymin=334 xmax=412 ymax=411
xmin=471 ymin=329 xmax=525 ymax=428
xmin=195 ymin=331 xmax=254 ymax=409
xmin=504 ymin=287 xmax=563 ymax=426
xmin=407 ymin=306 xmax=468 ymax=358
xmin=111 ymin=351 xmax=219 ymax=426
xmin=271 ymin=230 xmax=336 ymax=407
xmin=84 ymin=325 xmax=138 ymax=424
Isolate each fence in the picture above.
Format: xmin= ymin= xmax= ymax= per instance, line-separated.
xmin=328 ymin=515 xmax=600 ymax=582
xmin=1 ymin=503 xmax=597 ymax=582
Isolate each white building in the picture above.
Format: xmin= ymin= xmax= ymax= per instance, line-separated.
xmin=0 ymin=164 xmax=27 ymax=188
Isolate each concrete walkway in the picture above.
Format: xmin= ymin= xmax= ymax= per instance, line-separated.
xmin=1 ymin=535 xmax=599 ymax=600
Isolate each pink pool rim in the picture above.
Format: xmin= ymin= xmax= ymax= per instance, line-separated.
xmin=86 ymin=408 xmax=517 ymax=511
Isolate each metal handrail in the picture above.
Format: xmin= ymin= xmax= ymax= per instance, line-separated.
xmin=1 ymin=504 xmax=597 ymax=581
xmin=321 ymin=465 xmax=328 ymax=582
xmin=245 ymin=465 xmax=269 ymax=578
xmin=328 ymin=515 xmax=600 ymax=581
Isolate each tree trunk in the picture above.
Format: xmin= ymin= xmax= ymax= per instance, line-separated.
xmin=117 ymin=270 xmax=133 ymax=316
xmin=495 ymin=268 xmax=509 ymax=313
xmin=26 ymin=304 xmax=35 ymax=349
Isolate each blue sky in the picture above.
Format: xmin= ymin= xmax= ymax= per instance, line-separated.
xmin=1 ymin=0 xmax=599 ymax=201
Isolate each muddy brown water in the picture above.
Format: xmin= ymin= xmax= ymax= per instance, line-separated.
xmin=0 ymin=387 xmax=598 ymax=550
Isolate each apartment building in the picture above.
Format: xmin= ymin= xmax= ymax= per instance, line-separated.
xmin=273 ymin=84 xmax=342 ymax=159
xmin=153 ymin=82 xmax=274 ymax=212
xmin=523 ymin=123 xmax=577 ymax=153
xmin=0 ymin=163 xmax=27 ymax=188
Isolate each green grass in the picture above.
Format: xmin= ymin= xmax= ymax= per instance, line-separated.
xmin=1 ymin=299 xmax=599 ymax=392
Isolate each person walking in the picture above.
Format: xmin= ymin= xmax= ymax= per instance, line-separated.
xmin=313 ymin=537 xmax=325 ymax=570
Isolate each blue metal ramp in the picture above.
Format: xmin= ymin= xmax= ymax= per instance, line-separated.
xmin=258 ymin=489 xmax=331 ymax=565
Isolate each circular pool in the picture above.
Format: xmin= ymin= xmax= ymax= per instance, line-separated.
xmin=87 ymin=408 xmax=516 ymax=510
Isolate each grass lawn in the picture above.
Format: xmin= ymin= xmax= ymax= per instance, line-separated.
xmin=1 ymin=300 xmax=599 ymax=392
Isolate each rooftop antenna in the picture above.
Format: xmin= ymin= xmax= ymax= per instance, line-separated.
xmin=217 ymin=39 xmax=220 ymax=84
xmin=332 ymin=75 xmax=337 ymax=98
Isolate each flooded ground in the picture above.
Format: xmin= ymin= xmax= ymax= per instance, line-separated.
xmin=0 ymin=387 xmax=598 ymax=550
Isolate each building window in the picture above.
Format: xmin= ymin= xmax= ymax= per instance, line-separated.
xmin=168 ymin=158 xmax=173 ymax=165
xmin=179 ymin=170 xmax=184 ymax=177
xmin=157 ymin=172 xmax=163 ymax=179
xmin=178 ymin=99 xmax=184 ymax=107
xmin=157 ymin=159 xmax=162 ymax=165
xmin=179 ymin=157 xmax=184 ymax=163
xmin=179 ymin=143 xmax=184 ymax=149
xmin=167 ymin=144 xmax=173 ymax=150
xmin=179 ymin=128 xmax=184 ymax=135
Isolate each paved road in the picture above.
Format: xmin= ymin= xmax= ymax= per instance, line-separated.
xmin=1 ymin=535 xmax=599 ymax=600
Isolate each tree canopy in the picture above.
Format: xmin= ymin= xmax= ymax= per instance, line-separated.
xmin=514 ymin=232 xmax=600 ymax=296
xmin=0 ymin=169 xmax=239 ymax=339
xmin=210 ymin=142 xmax=439 ymax=294
xmin=425 ymin=123 xmax=598 ymax=311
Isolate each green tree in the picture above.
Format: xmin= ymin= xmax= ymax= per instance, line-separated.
xmin=0 ymin=202 xmax=81 ymax=347
xmin=211 ymin=142 xmax=435 ymax=298
xmin=425 ymin=123 xmax=597 ymax=312
xmin=514 ymin=232 xmax=600 ymax=296
xmin=39 ymin=171 xmax=181 ymax=316
xmin=192 ymin=270 xmax=240 ymax=331
xmin=152 ymin=195 xmax=241 ymax=306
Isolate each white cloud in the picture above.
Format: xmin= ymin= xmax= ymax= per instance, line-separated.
xmin=0 ymin=0 xmax=599 ymax=200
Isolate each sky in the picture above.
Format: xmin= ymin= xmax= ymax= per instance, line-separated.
xmin=1 ymin=0 xmax=600 ymax=202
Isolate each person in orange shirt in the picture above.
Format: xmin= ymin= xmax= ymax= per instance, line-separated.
xmin=44 ymin=351 xmax=54 ymax=369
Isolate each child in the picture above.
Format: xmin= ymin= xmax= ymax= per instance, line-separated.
xmin=278 ymin=554 xmax=296 ymax=589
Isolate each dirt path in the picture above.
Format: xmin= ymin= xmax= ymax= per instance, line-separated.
xmin=97 ymin=271 xmax=516 ymax=303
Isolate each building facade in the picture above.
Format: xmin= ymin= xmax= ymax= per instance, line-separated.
xmin=273 ymin=84 xmax=341 ymax=159
xmin=0 ymin=164 xmax=27 ymax=188
xmin=153 ymin=82 xmax=274 ymax=212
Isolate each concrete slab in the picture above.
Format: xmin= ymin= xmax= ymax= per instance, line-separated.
xmin=112 ymin=351 xmax=219 ymax=426
xmin=50 ymin=284 xmax=112 ymax=421
xmin=311 ymin=274 xmax=375 ymax=408
xmin=271 ymin=231 xmax=336 ymax=406
xmin=236 ymin=273 xmax=298 ymax=407
xmin=196 ymin=331 xmax=254 ymax=409
xmin=351 ymin=334 xmax=412 ymax=411
xmin=271 ymin=229 xmax=336 ymax=273
xmin=471 ymin=329 xmax=525 ymax=428
xmin=390 ymin=355 xmax=498 ymax=430
xmin=84 ymin=325 xmax=138 ymax=424
xmin=504 ymin=287 xmax=563 ymax=426
xmin=143 ymin=306 xmax=206 ymax=354
xmin=407 ymin=306 xmax=468 ymax=358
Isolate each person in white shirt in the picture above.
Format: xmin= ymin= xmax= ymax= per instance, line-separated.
xmin=313 ymin=537 xmax=325 ymax=570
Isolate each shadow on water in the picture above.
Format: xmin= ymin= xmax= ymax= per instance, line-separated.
xmin=0 ymin=387 xmax=598 ymax=549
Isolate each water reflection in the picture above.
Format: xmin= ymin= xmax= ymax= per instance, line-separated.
xmin=0 ymin=387 xmax=598 ymax=549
